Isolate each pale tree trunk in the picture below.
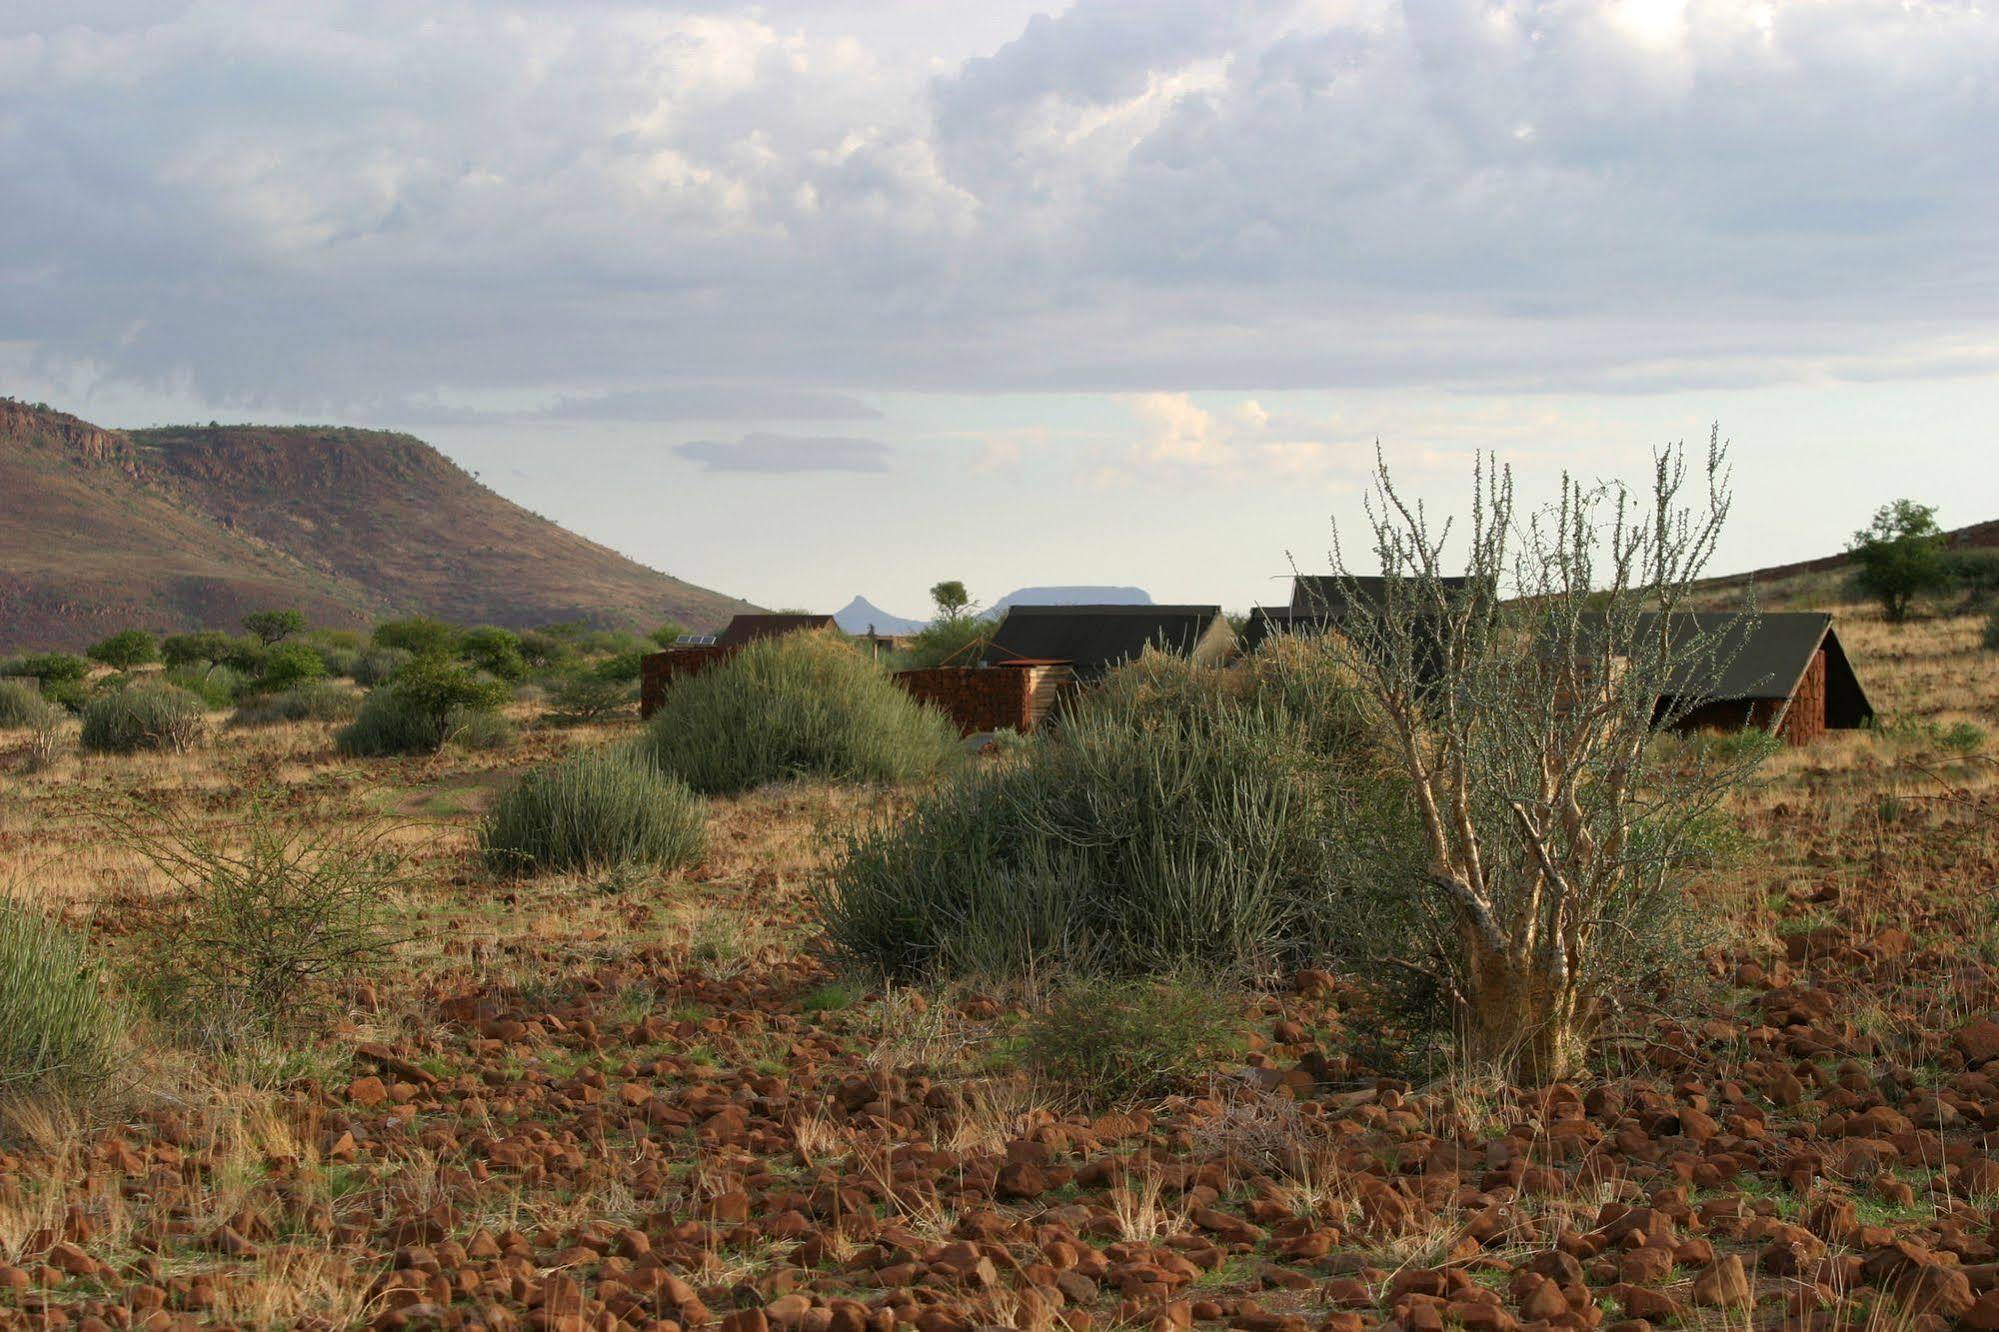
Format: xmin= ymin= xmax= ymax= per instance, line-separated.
xmin=1461 ymin=946 xmax=1582 ymax=1085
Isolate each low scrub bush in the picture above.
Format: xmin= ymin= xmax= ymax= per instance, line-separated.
xmin=643 ymin=631 xmax=960 ymax=795
xmin=165 ymin=663 xmax=248 ymax=709
xmin=480 ymin=745 xmax=705 ymax=877
xmin=80 ymin=683 xmax=208 ymax=754
xmin=256 ymin=641 xmax=326 ymax=691
xmin=87 ymin=629 xmax=159 ymax=669
xmin=819 ymin=660 xmax=1405 ymax=982
xmin=543 ymin=670 xmax=638 ymax=724
xmin=1984 ymin=607 xmax=1999 ymax=652
xmin=111 ymin=802 xmax=407 ymax=1045
xmin=0 ymin=679 xmax=62 ymax=731
xmin=352 ymin=647 xmax=414 ymax=686
xmin=335 ymin=657 xmax=511 ymax=756
xmin=0 ymin=898 xmax=122 ymax=1095
xmin=230 ymin=681 xmax=364 ymax=727
xmin=1020 ymin=974 xmax=1237 ymax=1106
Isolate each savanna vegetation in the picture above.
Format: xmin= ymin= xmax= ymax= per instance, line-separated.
xmin=0 ymin=479 xmax=1997 ymax=1328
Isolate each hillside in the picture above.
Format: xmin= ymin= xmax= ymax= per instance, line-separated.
xmin=0 ymin=400 xmax=754 ymax=650
xmin=1693 ymin=518 xmax=1999 ymax=611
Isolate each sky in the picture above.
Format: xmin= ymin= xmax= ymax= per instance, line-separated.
xmin=2 ymin=0 xmax=1996 ymax=620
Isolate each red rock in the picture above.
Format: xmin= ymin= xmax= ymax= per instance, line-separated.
xmin=1689 ymin=1255 xmax=1752 ymax=1308
xmin=1959 ymin=1019 xmax=1999 ymax=1067
xmin=996 ymin=1161 xmax=1049 ymax=1201
xmin=347 ymin=1075 xmax=388 ymax=1107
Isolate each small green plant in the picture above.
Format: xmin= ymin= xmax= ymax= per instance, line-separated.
xmin=543 ymin=670 xmax=638 ymax=724
xmin=1939 ymin=721 xmax=1986 ymax=754
xmin=460 ymin=626 xmax=528 ymax=682
xmin=335 ymin=657 xmax=511 ymax=756
xmin=256 ymin=641 xmax=327 ymax=692
xmin=479 ymin=745 xmax=705 ymax=877
xmin=242 ymin=609 xmax=308 ymax=645
xmin=1021 ymin=974 xmax=1236 ymax=1106
xmin=86 ymin=629 xmax=159 ymax=670
xmin=352 ymin=647 xmax=413 ymax=686
xmin=0 ymin=679 xmax=62 ymax=731
xmin=229 ymin=681 xmax=363 ymax=727
xmin=1982 ymin=608 xmax=1999 ymax=653
xmin=109 ymin=801 xmax=409 ymax=1046
xmin=0 ymin=897 xmax=122 ymax=1095
xmin=79 ymin=683 xmax=208 ymax=754
xmin=643 ymin=630 xmax=960 ymax=795
xmin=164 ymin=662 xmax=245 ymax=708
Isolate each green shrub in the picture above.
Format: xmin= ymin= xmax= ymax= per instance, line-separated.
xmin=449 ymin=708 xmax=517 ymax=752
xmin=1983 ymin=608 xmax=1999 ymax=652
xmin=649 ymin=620 xmax=687 ymax=648
xmin=80 ymin=684 xmax=208 ymax=754
xmin=544 ymin=670 xmax=638 ymax=724
xmin=230 ymin=681 xmax=364 ymax=727
xmin=1020 ymin=974 xmax=1237 ymax=1106
xmin=165 ymin=663 xmax=247 ymax=709
xmin=87 ymin=629 xmax=159 ymax=669
xmin=0 ymin=679 xmax=62 ymax=731
xmin=0 ymin=898 xmax=122 ymax=1095
xmin=257 ymin=641 xmax=327 ymax=692
xmin=818 ymin=671 xmax=1393 ymax=983
xmin=595 ymin=649 xmax=648 ymax=683
xmin=335 ymin=657 xmax=511 ymax=756
xmin=893 ymin=616 xmax=990 ymax=670
xmin=162 ymin=631 xmax=236 ymax=668
xmin=352 ymin=647 xmax=413 ymax=686
xmin=111 ymin=802 xmax=406 ymax=1046
xmin=460 ymin=626 xmax=528 ymax=682
xmin=480 ymin=745 xmax=705 ymax=877
xmin=5 ymin=652 xmax=89 ymax=691
xmin=241 ymin=608 xmax=308 ymax=645
xmin=643 ymin=631 xmax=960 ymax=795
xmin=372 ymin=615 xmax=462 ymax=658
xmin=313 ymin=645 xmax=362 ymax=679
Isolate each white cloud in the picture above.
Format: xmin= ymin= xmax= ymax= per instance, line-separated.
xmin=0 ymin=0 xmax=1994 ymax=411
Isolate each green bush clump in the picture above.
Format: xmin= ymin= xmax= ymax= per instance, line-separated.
xmin=335 ymin=657 xmax=511 ymax=756
xmin=460 ymin=626 xmax=528 ymax=682
xmin=543 ymin=670 xmax=638 ymax=724
xmin=480 ymin=745 xmax=705 ymax=877
xmin=165 ymin=663 xmax=247 ymax=709
xmin=352 ymin=647 xmax=414 ymax=686
xmin=643 ymin=631 xmax=960 ymax=795
xmin=372 ymin=616 xmax=462 ymax=658
xmin=819 ymin=650 xmax=1403 ymax=983
xmin=1983 ymin=608 xmax=1999 ymax=652
xmin=0 ymin=679 xmax=63 ymax=731
xmin=4 ymin=652 xmax=90 ymax=697
xmin=257 ymin=641 xmax=327 ymax=692
xmin=80 ymin=684 xmax=208 ymax=754
xmin=0 ymin=899 xmax=122 ymax=1095
xmin=1020 ymin=974 xmax=1237 ymax=1106
xmin=87 ymin=629 xmax=159 ymax=669
xmin=230 ymin=681 xmax=364 ymax=727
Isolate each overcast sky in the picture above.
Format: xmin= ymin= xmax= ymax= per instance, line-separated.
xmin=4 ymin=0 xmax=1996 ymax=618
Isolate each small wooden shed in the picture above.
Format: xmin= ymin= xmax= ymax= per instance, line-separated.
xmin=1641 ymin=612 xmax=1872 ymax=746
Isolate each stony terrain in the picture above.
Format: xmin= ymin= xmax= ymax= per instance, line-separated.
xmin=0 ymin=597 xmax=1995 ymax=1331
xmin=0 ymin=400 xmax=754 ymax=650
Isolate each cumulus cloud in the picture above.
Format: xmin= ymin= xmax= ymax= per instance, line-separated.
xmin=1 ymin=0 xmax=1995 ymax=409
xmin=673 ymin=431 xmax=892 ymax=472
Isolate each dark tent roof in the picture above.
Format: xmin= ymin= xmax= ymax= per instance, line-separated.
xmin=1577 ymin=612 xmax=1872 ymax=728
xmin=715 ymin=614 xmax=840 ymax=648
xmin=1242 ymin=605 xmax=1338 ymax=654
xmin=983 ymin=604 xmax=1232 ymax=678
xmin=1290 ymin=575 xmax=1476 ymax=618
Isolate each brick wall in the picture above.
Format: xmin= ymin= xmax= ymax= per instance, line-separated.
xmin=894 ymin=665 xmax=1071 ymax=735
xmin=894 ymin=666 xmax=1032 ymax=735
xmin=639 ymin=646 xmax=738 ymax=719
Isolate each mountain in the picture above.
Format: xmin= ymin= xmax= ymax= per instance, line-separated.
xmin=987 ymin=585 xmax=1153 ymax=617
xmin=0 ymin=399 xmax=756 ymax=651
xmin=832 ymin=596 xmax=926 ymax=636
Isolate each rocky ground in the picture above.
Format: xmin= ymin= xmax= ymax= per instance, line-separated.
xmin=0 ymin=604 xmax=1996 ymax=1331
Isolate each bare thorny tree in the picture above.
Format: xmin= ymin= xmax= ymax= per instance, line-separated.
xmin=1312 ymin=429 xmax=1766 ymax=1083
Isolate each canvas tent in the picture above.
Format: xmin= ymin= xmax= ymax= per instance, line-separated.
xmin=982 ymin=604 xmax=1235 ymax=681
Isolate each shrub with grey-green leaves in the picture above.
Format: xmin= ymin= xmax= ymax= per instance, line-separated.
xmin=643 ymin=630 xmax=959 ymax=795
xmin=818 ymin=674 xmax=1409 ymax=984
xmin=0 ymin=679 xmax=63 ymax=731
xmin=480 ymin=745 xmax=705 ymax=877
xmin=230 ymin=680 xmax=364 ymax=727
xmin=352 ymin=647 xmax=414 ymax=687
xmin=80 ymin=683 xmax=208 ymax=754
xmin=335 ymin=656 xmax=511 ymax=756
xmin=0 ymin=898 xmax=122 ymax=1095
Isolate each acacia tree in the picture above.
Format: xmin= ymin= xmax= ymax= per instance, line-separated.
xmin=1847 ymin=499 xmax=1947 ymax=623
xmin=1316 ymin=431 xmax=1761 ymax=1083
